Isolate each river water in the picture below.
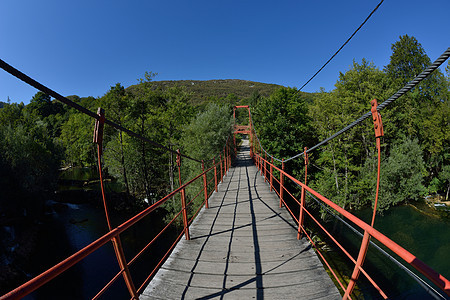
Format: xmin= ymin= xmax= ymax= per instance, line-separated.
xmin=19 ymin=168 xmax=178 ymax=299
xmin=25 ymin=202 xmax=127 ymax=299
xmin=313 ymin=201 xmax=450 ymax=299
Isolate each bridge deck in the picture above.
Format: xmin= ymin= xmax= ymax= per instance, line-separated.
xmin=141 ymin=140 xmax=340 ymax=299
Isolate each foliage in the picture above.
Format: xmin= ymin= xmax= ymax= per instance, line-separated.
xmin=440 ymin=165 xmax=450 ymax=200
xmin=253 ymin=87 xmax=316 ymax=178
xmin=59 ymin=113 xmax=96 ymax=166
xmin=384 ymin=35 xmax=431 ymax=86
xmin=181 ymin=103 xmax=233 ymax=179
xmin=383 ymin=35 xmax=449 ymax=185
xmin=377 ymin=138 xmax=426 ymax=210
xmin=308 ymin=60 xmax=391 ymax=210
xmin=0 ymin=123 xmax=61 ymax=218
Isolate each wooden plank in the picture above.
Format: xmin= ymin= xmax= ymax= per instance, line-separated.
xmin=141 ymin=140 xmax=341 ymax=299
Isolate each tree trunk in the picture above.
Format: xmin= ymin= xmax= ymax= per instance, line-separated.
xmin=119 ymin=131 xmax=131 ymax=201
xmin=141 ymin=131 xmax=151 ymax=202
xmin=331 ymin=144 xmax=339 ymax=193
xmin=344 ymin=147 xmax=349 ymax=198
xmin=446 ymin=183 xmax=449 ymax=201
xmin=169 ymin=143 xmax=174 ymax=192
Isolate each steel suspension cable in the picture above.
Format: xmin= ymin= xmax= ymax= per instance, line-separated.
xmin=249 ymin=48 xmax=450 ymax=163
xmin=0 ymin=58 xmax=228 ymax=164
xmin=252 ymin=48 xmax=450 ymax=162
xmin=298 ymin=0 xmax=384 ymax=91
xmin=285 ymin=47 xmax=450 ymax=162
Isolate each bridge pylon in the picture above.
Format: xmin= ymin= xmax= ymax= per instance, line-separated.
xmin=233 ymin=105 xmax=252 ymax=154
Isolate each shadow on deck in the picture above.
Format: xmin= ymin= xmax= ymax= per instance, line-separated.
xmin=141 ymin=140 xmax=340 ymax=299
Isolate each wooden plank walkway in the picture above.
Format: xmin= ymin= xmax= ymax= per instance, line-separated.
xmin=141 ymin=140 xmax=340 ymax=299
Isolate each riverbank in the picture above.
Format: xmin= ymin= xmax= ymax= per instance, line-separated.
xmin=408 ymin=197 xmax=450 ymax=219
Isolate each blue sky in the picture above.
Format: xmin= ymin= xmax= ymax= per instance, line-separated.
xmin=1 ymin=0 xmax=449 ymax=104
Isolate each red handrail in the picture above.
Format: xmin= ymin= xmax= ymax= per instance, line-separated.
xmin=252 ymin=151 xmax=450 ymax=298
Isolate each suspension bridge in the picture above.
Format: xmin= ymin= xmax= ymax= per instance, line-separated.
xmin=1 ymin=48 xmax=450 ymax=300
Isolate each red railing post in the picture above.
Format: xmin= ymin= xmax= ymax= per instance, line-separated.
xmin=255 ymin=145 xmax=258 ymax=169
xmin=214 ymin=157 xmax=218 ymax=192
xmin=270 ymin=156 xmax=274 ymax=191
xmin=297 ymin=147 xmax=308 ymax=240
xmin=264 ymin=152 xmax=267 ymax=182
xmin=228 ymin=143 xmax=231 ymax=171
xmin=257 ymin=151 xmax=260 ymax=171
xmin=250 ymin=132 xmax=253 ymax=158
xmin=256 ymin=144 xmax=260 ymax=170
xmin=177 ymin=149 xmax=190 ymax=240
xmin=257 ymin=145 xmax=260 ymax=173
xmin=229 ymin=141 xmax=232 ymax=169
xmin=93 ymin=108 xmax=138 ymax=299
xmin=223 ymin=149 xmax=226 ymax=174
xmin=225 ymin=146 xmax=229 ymax=172
xmin=227 ymin=144 xmax=229 ymax=170
xmin=279 ymin=159 xmax=285 ymax=208
xmin=344 ymin=99 xmax=384 ymax=299
xmin=260 ymin=146 xmax=263 ymax=176
xmin=227 ymin=143 xmax=230 ymax=170
xmin=219 ymin=154 xmax=223 ymax=182
xmin=202 ymin=160 xmax=209 ymax=209
xmin=230 ymin=140 xmax=233 ymax=169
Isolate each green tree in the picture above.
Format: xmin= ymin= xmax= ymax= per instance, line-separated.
xmin=26 ymin=92 xmax=53 ymax=118
xmin=101 ymin=83 xmax=132 ymax=198
xmin=440 ymin=165 xmax=450 ymax=201
xmin=0 ymin=102 xmax=24 ymax=127
xmin=377 ymin=138 xmax=426 ymax=211
xmin=384 ymin=35 xmax=431 ymax=86
xmin=0 ymin=124 xmax=61 ymax=217
xmin=253 ymin=87 xmax=315 ymax=178
xmin=179 ymin=103 xmax=232 ymax=214
xmin=182 ymin=103 xmax=232 ymax=172
xmin=159 ymin=86 xmax=195 ymax=191
xmin=59 ymin=113 xmax=96 ymax=166
xmin=127 ymin=88 xmax=162 ymax=201
xmin=308 ymin=61 xmax=390 ymax=209
xmin=384 ymin=35 xmax=449 ymax=186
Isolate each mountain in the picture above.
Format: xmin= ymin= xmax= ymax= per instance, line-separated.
xmin=127 ymin=79 xmax=284 ymax=104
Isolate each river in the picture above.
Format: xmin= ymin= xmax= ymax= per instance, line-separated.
xmin=312 ymin=200 xmax=450 ymax=299
xmin=19 ymin=167 xmax=178 ymax=299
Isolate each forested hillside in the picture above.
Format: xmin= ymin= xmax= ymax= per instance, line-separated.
xmin=1 ymin=74 xmax=285 ymax=225
xmin=127 ymin=79 xmax=285 ymax=105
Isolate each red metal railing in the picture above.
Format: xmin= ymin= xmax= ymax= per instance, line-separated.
xmin=1 ymin=128 xmax=236 ymax=300
xmin=249 ymin=101 xmax=450 ymax=299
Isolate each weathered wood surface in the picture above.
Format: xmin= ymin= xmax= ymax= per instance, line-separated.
xmin=141 ymin=140 xmax=340 ymax=299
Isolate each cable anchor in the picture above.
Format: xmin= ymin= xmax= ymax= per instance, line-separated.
xmin=370 ymin=99 xmax=384 ymax=138
xmin=93 ymin=107 xmax=106 ymax=154
xmin=176 ymin=149 xmax=182 ymax=167
xmin=304 ymin=147 xmax=309 ymax=166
